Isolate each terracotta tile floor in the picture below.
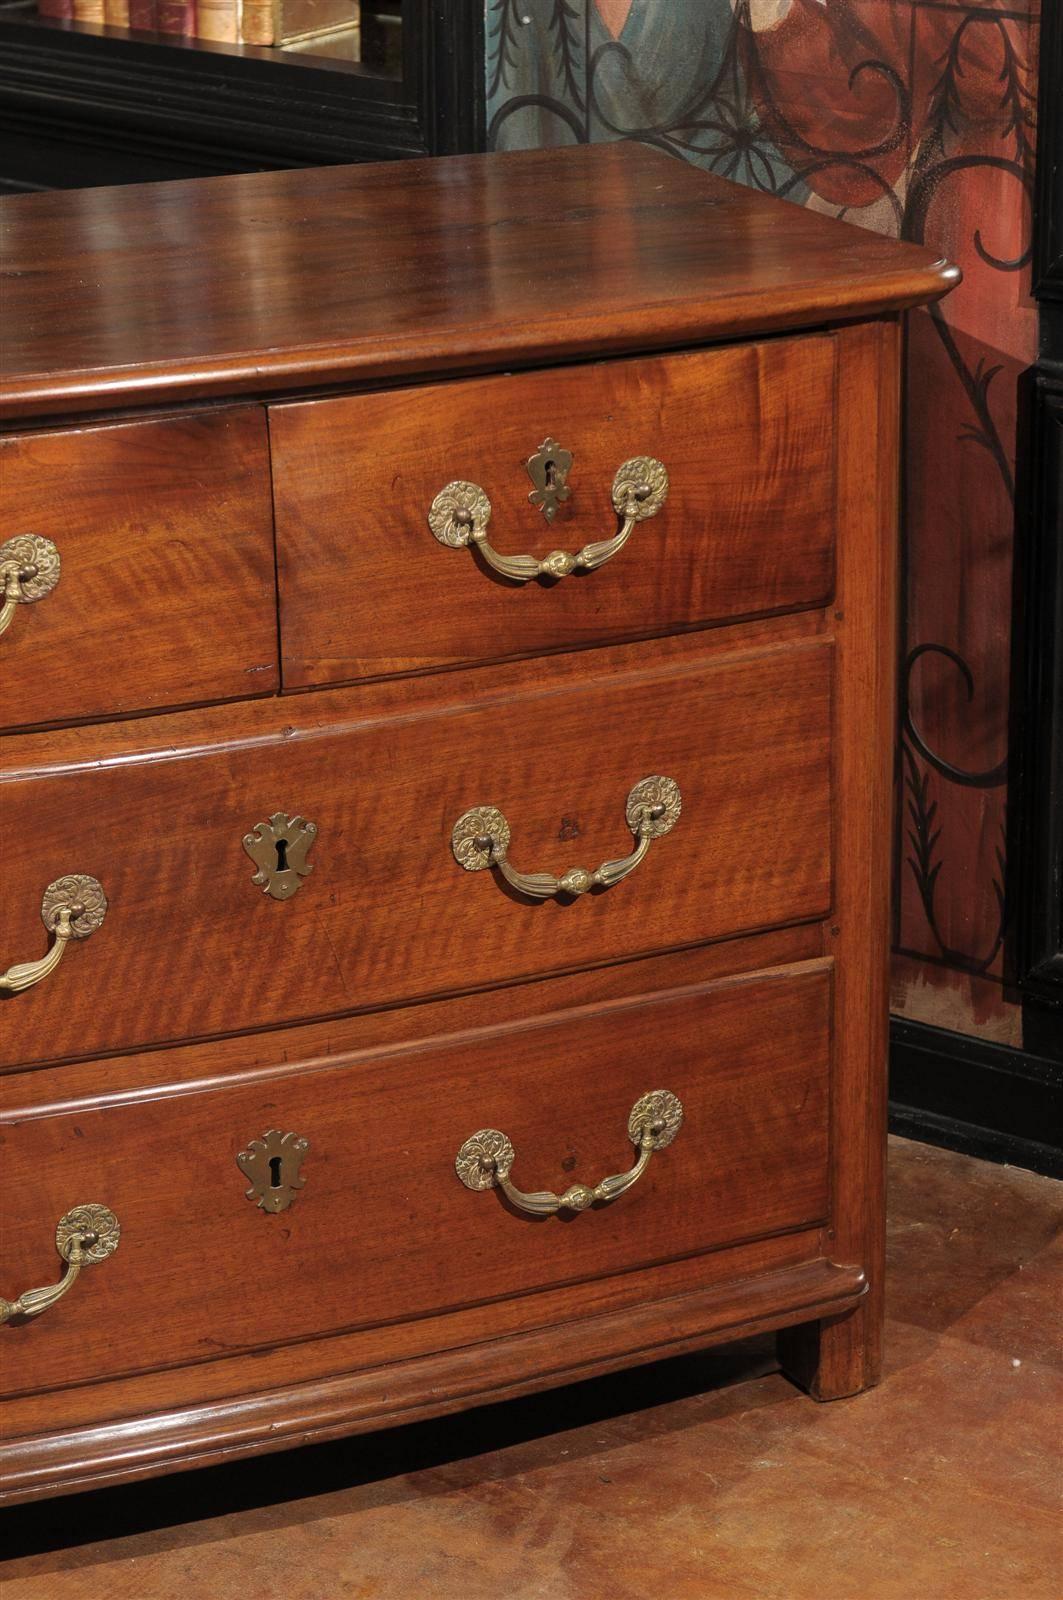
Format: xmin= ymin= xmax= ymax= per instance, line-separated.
xmin=1 ymin=1137 xmax=1060 ymax=1599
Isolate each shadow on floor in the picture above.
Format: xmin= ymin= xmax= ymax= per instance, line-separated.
xmin=0 ymin=1336 xmax=779 ymax=1562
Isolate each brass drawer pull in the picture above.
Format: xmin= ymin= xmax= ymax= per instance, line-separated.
xmin=0 ymin=535 xmax=61 ymax=639
xmin=455 ymin=1090 xmax=683 ymax=1216
xmin=0 ymin=874 xmax=107 ymax=995
xmin=1 ymin=1204 xmax=120 ymax=1325
xmin=428 ymin=456 xmax=668 ymax=583
xmin=451 ymin=775 xmax=681 ymax=899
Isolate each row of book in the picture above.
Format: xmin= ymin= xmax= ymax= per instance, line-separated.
xmin=36 ymin=0 xmax=360 ymax=48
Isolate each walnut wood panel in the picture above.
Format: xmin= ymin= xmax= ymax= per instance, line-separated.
xmin=0 ymin=960 xmax=831 ymax=1398
xmin=779 ymin=319 xmax=898 ymax=1401
xmin=0 ymin=940 xmax=826 ymax=1495
xmin=1 ymin=928 xmax=824 ymax=1115
xmin=0 ymin=410 xmax=278 ymax=732
xmin=0 ymin=145 xmax=958 ymax=423
xmin=0 ymin=1212 xmax=824 ymax=1451
xmin=0 ymin=1256 xmax=864 ymax=1504
xmin=0 ymin=627 xmax=832 ymax=1068
xmin=271 ymin=338 xmax=836 ymax=685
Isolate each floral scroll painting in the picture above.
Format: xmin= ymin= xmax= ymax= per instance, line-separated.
xmin=487 ymin=0 xmax=1039 ymax=1044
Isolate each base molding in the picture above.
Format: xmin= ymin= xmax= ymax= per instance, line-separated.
xmin=889 ymin=1018 xmax=1063 ymax=1178
xmin=0 ymin=1257 xmax=865 ymax=1505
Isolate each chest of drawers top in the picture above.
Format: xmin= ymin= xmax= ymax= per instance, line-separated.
xmin=1 ymin=143 xmax=954 ymax=424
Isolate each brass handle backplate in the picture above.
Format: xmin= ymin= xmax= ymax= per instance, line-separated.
xmin=0 ymin=534 xmax=61 ymax=639
xmin=451 ymin=776 xmax=681 ymax=900
xmin=428 ymin=456 xmax=668 ymax=583
xmin=0 ymin=1203 xmax=120 ymax=1324
xmin=455 ymin=1090 xmax=683 ymax=1216
xmin=0 ymin=874 xmax=107 ymax=995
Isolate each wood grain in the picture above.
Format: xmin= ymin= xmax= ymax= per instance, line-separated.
xmin=0 ymin=144 xmax=959 ymax=422
xmin=0 ymin=628 xmax=833 ymax=1068
xmin=0 ymin=1256 xmax=864 ymax=1504
xmin=779 ymin=318 xmax=900 ymax=1401
xmin=0 ymin=409 xmax=278 ymax=732
xmin=0 ymin=960 xmax=831 ymax=1399
xmin=271 ymin=337 xmax=836 ymax=685
xmin=0 ymin=1228 xmax=824 ymax=1452
xmin=0 ymin=145 xmax=957 ymax=1497
xmin=0 ymin=927 xmax=824 ymax=1114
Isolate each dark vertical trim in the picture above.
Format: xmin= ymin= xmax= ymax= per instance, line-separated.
xmin=1033 ymin=0 xmax=1062 ymax=301
xmin=424 ymin=0 xmax=486 ymax=156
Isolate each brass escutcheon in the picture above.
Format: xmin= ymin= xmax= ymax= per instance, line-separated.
xmin=237 ymin=1129 xmax=310 ymax=1214
xmin=243 ymin=812 xmax=317 ymax=901
xmin=525 ymin=437 xmax=574 ymax=523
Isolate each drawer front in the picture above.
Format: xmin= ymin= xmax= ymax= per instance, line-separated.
xmin=270 ymin=338 xmax=836 ymax=687
xmin=0 ymin=409 xmax=278 ymax=732
xmin=0 ymin=960 xmax=831 ymax=1396
xmin=0 ymin=631 xmax=832 ymax=1067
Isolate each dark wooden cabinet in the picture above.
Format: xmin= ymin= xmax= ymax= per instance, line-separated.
xmin=0 ymin=0 xmax=484 ymax=191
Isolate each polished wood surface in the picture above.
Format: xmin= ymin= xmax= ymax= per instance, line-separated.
xmin=0 ymin=144 xmax=958 ymax=422
xmin=1 ymin=1256 xmax=864 ymax=1504
xmin=1 ymin=1142 xmax=1048 ymax=1590
xmin=0 ymin=148 xmax=959 ymax=1503
xmin=0 ymin=625 xmax=832 ymax=1068
xmin=0 ymin=409 xmax=278 ymax=732
xmin=780 ymin=319 xmax=900 ymax=1401
xmin=271 ymin=337 xmax=836 ymax=685
xmin=0 ymin=928 xmax=825 ymax=1113
xmin=0 ymin=959 xmax=831 ymax=1399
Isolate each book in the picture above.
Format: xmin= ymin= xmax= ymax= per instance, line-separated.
xmin=272 ymin=0 xmax=357 ymax=44
xmin=128 ymin=0 xmax=157 ymax=26
xmin=158 ymin=0 xmax=194 ymax=31
xmin=72 ymin=0 xmax=106 ymax=18
xmin=103 ymin=0 xmax=131 ymax=22
xmin=195 ymin=0 xmax=237 ymax=40
xmin=239 ymin=0 xmax=271 ymax=43
xmin=37 ymin=0 xmax=75 ymax=17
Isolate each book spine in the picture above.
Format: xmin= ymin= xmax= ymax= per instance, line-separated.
xmin=195 ymin=0 xmax=238 ymax=39
xmin=157 ymin=0 xmax=194 ymax=31
xmin=37 ymin=0 xmax=75 ymax=17
xmin=72 ymin=0 xmax=106 ymax=18
xmin=103 ymin=0 xmax=131 ymax=22
xmin=239 ymin=0 xmax=271 ymax=43
xmin=128 ymin=0 xmax=156 ymax=26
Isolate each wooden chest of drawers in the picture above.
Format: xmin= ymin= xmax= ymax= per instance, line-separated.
xmin=0 ymin=145 xmax=956 ymax=1503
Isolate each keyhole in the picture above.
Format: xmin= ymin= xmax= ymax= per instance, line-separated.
xmin=274 ymin=838 xmax=289 ymax=873
xmin=544 ymin=460 xmax=556 ymax=487
xmin=268 ymin=1156 xmax=283 ymax=1188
